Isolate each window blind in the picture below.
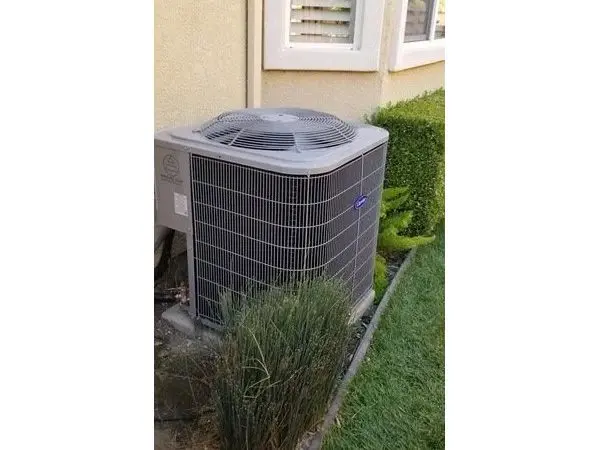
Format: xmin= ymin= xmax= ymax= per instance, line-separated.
xmin=289 ymin=0 xmax=356 ymax=44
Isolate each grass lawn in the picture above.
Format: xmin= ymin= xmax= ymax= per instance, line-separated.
xmin=324 ymin=224 xmax=445 ymax=450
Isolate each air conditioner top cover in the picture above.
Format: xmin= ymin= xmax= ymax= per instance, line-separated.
xmin=154 ymin=108 xmax=388 ymax=175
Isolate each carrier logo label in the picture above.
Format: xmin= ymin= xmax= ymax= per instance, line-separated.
xmin=354 ymin=195 xmax=368 ymax=210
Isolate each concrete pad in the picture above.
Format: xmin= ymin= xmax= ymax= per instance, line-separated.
xmin=160 ymin=303 xmax=223 ymax=347
xmin=161 ymin=303 xmax=196 ymax=336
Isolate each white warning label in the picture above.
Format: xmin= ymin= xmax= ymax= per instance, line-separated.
xmin=174 ymin=192 xmax=188 ymax=217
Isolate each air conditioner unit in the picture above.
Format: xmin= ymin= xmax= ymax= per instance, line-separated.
xmin=154 ymin=108 xmax=388 ymax=329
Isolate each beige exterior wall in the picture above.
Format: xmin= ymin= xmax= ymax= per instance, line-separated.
xmin=262 ymin=71 xmax=384 ymax=122
xmin=261 ymin=0 xmax=444 ymax=121
xmin=154 ymin=0 xmax=247 ymax=130
xmin=154 ymin=0 xmax=444 ymax=128
xmin=381 ymin=61 xmax=445 ymax=106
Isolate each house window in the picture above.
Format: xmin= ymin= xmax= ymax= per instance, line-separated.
xmin=389 ymin=0 xmax=446 ymax=71
xmin=264 ymin=0 xmax=386 ymax=71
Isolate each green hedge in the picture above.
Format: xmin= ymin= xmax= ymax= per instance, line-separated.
xmin=370 ymin=88 xmax=445 ymax=235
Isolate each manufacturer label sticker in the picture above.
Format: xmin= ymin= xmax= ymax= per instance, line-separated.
xmin=174 ymin=192 xmax=188 ymax=217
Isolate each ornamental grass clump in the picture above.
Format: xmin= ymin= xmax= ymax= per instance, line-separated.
xmin=215 ymin=278 xmax=352 ymax=450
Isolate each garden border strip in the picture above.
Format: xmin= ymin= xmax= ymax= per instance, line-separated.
xmin=304 ymin=247 xmax=418 ymax=450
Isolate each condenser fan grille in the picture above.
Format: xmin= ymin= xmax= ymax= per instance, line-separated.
xmin=194 ymin=108 xmax=357 ymax=151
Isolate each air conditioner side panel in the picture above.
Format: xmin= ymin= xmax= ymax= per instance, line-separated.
xmin=154 ymin=146 xmax=192 ymax=234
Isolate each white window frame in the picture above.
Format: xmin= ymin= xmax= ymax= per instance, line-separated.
xmin=389 ymin=0 xmax=446 ymax=72
xmin=264 ymin=0 xmax=386 ymax=72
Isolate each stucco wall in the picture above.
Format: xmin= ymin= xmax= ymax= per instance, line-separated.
xmin=154 ymin=0 xmax=444 ymax=127
xmin=381 ymin=61 xmax=445 ymax=105
xmin=261 ymin=0 xmax=444 ymax=121
xmin=262 ymin=72 xmax=383 ymax=122
xmin=155 ymin=0 xmax=247 ymax=130
xmin=262 ymin=63 xmax=444 ymax=122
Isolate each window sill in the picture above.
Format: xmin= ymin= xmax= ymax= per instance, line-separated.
xmin=388 ymin=38 xmax=445 ymax=72
xmin=264 ymin=46 xmax=380 ymax=72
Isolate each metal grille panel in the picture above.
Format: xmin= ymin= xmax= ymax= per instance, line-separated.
xmin=190 ymin=144 xmax=386 ymax=326
xmin=194 ymin=108 xmax=357 ymax=151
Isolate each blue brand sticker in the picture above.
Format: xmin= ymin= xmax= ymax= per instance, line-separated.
xmin=354 ymin=195 xmax=368 ymax=210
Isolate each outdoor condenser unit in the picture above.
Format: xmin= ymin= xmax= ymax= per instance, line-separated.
xmin=154 ymin=108 xmax=389 ymax=329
